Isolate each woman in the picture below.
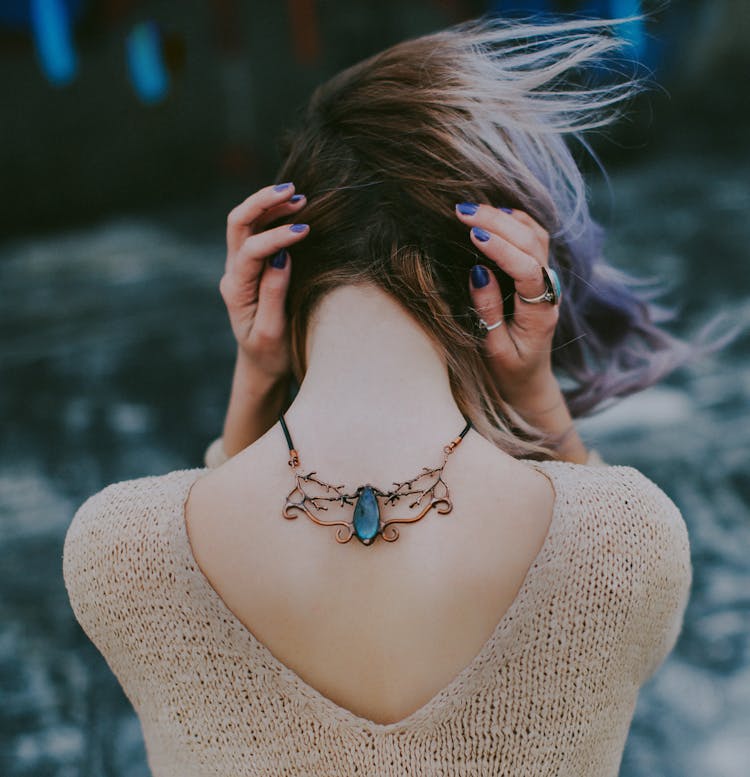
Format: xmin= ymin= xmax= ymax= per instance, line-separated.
xmin=62 ymin=16 xmax=733 ymax=776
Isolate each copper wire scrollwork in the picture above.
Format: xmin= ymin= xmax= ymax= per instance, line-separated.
xmin=278 ymin=414 xmax=472 ymax=546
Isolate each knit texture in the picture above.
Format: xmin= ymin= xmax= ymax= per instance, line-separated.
xmin=63 ymin=448 xmax=691 ymax=776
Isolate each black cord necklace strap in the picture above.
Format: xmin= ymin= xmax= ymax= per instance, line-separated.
xmin=278 ymin=411 xmax=472 ymax=465
xmin=445 ymin=417 xmax=472 ymax=453
xmin=277 ymin=411 xmax=473 ymax=546
xmin=278 ymin=412 xmax=299 ymax=467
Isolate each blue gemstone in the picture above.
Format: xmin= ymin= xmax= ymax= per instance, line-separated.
xmin=546 ymin=267 xmax=562 ymax=303
xmin=353 ymin=486 xmax=380 ymax=542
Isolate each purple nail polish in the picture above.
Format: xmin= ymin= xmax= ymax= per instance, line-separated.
xmin=457 ymin=202 xmax=478 ymax=216
xmin=471 ymin=264 xmax=490 ymax=288
xmin=472 ymin=227 xmax=491 ymax=242
xmin=271 ymin=249 xmax=288 ymax=269
xmin=273 ymin=182 xmax=292 ymax=191
xmin=289 ymin=223 xmax=308 ymax=233
xmin=499 ymin=206 xmax=513 ymax=214
xmin=290 ymin=194 xmax=304 ymax=203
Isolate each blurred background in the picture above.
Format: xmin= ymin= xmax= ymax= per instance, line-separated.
xmin=1 ymin=1 xmax=749 ymax=775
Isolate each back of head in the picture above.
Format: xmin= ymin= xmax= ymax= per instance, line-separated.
xmin=273 ymin=15 xmax=738 ymax=460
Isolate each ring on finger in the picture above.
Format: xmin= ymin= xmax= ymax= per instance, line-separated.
xmin=476 ymin=316 xmax=504 ymax=337
xmin=517 ymin=266 xmax=562 ymax=306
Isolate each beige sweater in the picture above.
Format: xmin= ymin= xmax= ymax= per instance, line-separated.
xmin=63 ymin=443 xmax=691 ymax=776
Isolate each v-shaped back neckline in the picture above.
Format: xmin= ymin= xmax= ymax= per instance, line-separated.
xmin=175 ymin=457 xmax=570 ymax=734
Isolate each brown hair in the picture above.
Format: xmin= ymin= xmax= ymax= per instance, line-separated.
xmin=271 ymin=16 xmax=738 ymax=460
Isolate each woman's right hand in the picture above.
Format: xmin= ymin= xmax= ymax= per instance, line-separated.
xmin=220 ymin=182 xmax=310 ymax=386
xmin=455 ymin=201 xmax=590 ymax=464
xmin=216 ymin=183 xmax=309 ymax=460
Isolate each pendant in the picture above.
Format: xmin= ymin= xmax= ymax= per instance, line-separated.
xmin=278 ymin=414 xmax=472 ymax=546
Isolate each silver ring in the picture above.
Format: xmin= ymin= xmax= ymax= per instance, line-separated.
xmin=477 ymin=316 xmax=504 ymax=336
xmin=517 ymin=266 xmax=562 ymax=306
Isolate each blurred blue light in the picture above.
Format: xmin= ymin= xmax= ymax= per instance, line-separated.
xmin=609 ymin=0 xmax=647 ymax=60
xmin=489 ymin=1 xmax=651 ymax=67
xmin=125 ymin=21 xmax=170 ymax=104
xmin=30 ymin=0 xmax=78 ymax=86
xmin=0 ymin=0 xmax=33 ymax=28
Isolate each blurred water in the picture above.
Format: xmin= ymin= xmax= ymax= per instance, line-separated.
xmin=1 ymin=148 xmax=749 ymax=776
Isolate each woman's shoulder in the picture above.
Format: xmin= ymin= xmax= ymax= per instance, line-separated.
xmin=526 ymin=456 xmax=691 ymax=578
xmin=526 ymin=457 xmax=692 ymax=683
xmin=69 ymin=467 xmax=205 ymax=526
xmin=63 ymin=468 xmax=205 ymax=588
xmin=528 ymin=456 xmax=685 ymax=528
xmin=62 ymin=468 xmax=207 ymax=692
xmin=580 ymin=460 xmax=687 ymax=542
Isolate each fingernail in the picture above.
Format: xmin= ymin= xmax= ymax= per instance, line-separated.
xmin=470 ymin=264 xmax=490 ymax=288
xmin=273 ymin=182 xmax=292 ymax=191
xmin=472 ymin=227 xmax=491 ymax=242
xmin=456 ymin=202 xmax=478 ymax=216
xmin=290 ymin=194 xmax=305 ymax=203
xmin=289 ymin=223 xmax=308 ymax=233
xmin=498 ymin=206 xmax=513 ymax=214
xmin=271 ymin=249 xmax=288 ymax=269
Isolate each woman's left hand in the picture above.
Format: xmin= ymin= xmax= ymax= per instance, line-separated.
xmin=455 ymin=201 xmax=560 ymax=404
xmin=455 ymin=201 xmax=589 ymax=464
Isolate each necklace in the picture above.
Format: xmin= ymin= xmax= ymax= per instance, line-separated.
xmin=278 ymin=412 xmax=473 ymax=546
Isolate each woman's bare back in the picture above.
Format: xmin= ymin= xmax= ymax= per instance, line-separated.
xmin=184 ymin=426 xmax=556 ymax=726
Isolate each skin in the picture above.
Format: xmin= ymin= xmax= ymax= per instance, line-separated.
xmin=184 ymin=183 xmax=593 ymax=724
xmin=218 ymin=183 xmax=590 ymax=464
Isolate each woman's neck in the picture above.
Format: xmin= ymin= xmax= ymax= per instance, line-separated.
xmin=282 ymin=284 xmax=470 ymax=482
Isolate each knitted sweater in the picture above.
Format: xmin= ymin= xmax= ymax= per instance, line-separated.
xmin=62 ymin=443 xmax=691 ymax=776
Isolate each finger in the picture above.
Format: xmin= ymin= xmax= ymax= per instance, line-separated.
xmin=254 ymin=193 xmax=307 ymax=231
xmin=226 ymin=182 xmax=297 ymax=256
xmin=467 ymin=225 xmax=547 ymax=300
xmin=467 ymin=226 xmax=559 ymax=334
xmin=455 ymin=202 xmax=548 ymax=263
xmin=468 ymin=263 xmax=517 ymax=360
xmin=252 ymin=250 xmax=291 ymax=347
xmin=227 ymin=222 xmax=310 ymax=276
xmin=503 ymin=207 xmax=549 ymax=246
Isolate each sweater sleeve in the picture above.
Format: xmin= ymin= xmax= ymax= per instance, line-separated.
xmin=204 ymin=437 xmax=230 ymax=469
xmin=620 ymin=469 xmax=693 ymax=685
xmin=62 ymin=470 xmax=203 ymax=714
xmin=62 ymin=482 xmax=151 ymax=712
